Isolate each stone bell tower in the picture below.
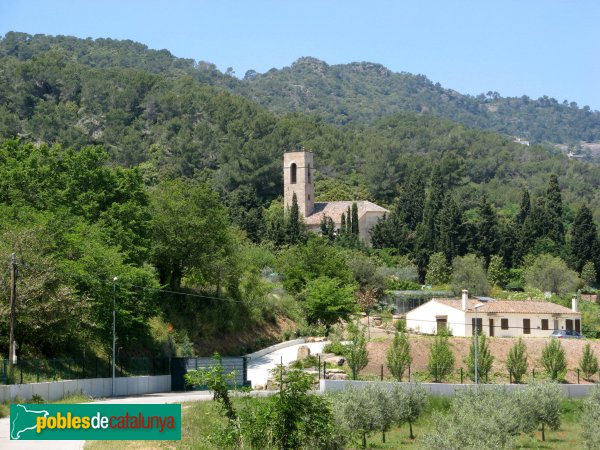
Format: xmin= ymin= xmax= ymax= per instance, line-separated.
xmin=283 ymin=150 xmax=314 ymax=218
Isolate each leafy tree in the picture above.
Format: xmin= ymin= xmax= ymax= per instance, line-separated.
xmin=540 ymin=339 xmax=567 ymax=381
xmin=227 ymin=186 xmax=265 ymax=243
xmin=581 ymin=387 xmax=600 ymax=450
xmin=464 ymin=333 xmax=494 ymax=382
xmin=345 ymin=321 xmax=369 ymax=380
xmin=487 ymin=254 xmax=507 ymax=287
xmin=150 ymin=178 xmax=232 ymax=290
xmin=302 ymin=277 xmax=357 ymax=333
xmin=579 ymin=343 xmax=599 ymax=381
xmin=372 ymin=385 xmax=394 ymax=443
xmin=450 ymin=254 xmax=490 ymax=295
xmin=386 ymin=331 xmax=412 ymax=381
xmin=524 ymin=253 xmax=580 ymax=294
xmin=355 ymin=287 xmax=378 ymax=318
xmin=506 ymin=337 xmax=528 ymax=383
xmin=581 ymin=261 xmax=597 ymax=287
xmin=518 ymin=382 xmax=562 ymax=442
xmin=425 ymin=252 xmax=451 ymax=285
xmin=392 ymin=384 xmax=428 ymax=439
xmin=427 ymin=332 xmax=455 ymax=382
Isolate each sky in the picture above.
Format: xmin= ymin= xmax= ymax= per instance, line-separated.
xmin=2 ymin=0 xmax=599 ymax=110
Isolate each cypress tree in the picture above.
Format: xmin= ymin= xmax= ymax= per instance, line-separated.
xmin=475 ymin=196 xmax=500 ymax=267
xmin=396 ymin=171 xmax=425 ymax=230
xmin=286 ymin=193 xmax=301 ymax=244
xmin=340 ymin=212 xmax=346 ymax=235
xmin=436 ymin=193 xmax=463 ymax=262
xmin=421 ymin=165 xmax=445 ymax=251
xmin=346 ymin=206 xmax=352 ymax=234
xmin=516 ymin=188 xmax=531 ymax=226
xmin=351 ymin=202 xmax=359 ymax=236
xmin=546 ymin=174 xmax=565 ymax=245
xmin=570 ymin=205 xmax=600 ymax=275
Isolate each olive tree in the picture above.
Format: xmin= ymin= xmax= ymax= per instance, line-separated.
xmin=391 ymin=383 xmax=428 ymax=439
xmin=517 ymin=382 xmax=562 ymax=442
xmin=332 ymin=387 xmax=381 ymax=449
xmin=582 ymin=387 xmax=600 ymax=449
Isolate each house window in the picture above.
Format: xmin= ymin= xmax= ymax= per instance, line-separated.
xmin=541 ymin=319 xmax=549 ymax=330
xmin=575 ymin=319 xmax=581 ymax=333
xmin=501 ymin=318 xmax=508 ymax=330
xmin=566 ymin=319 xmax=573 ymax=331
xmin=307 ymin=164 xmax=312 ymax=184
xmin=471 ymin=318 xmax=483 ymax=335
xmin=436 ymin=317 xmax=447 ymax=332
xmin=290 ymin=163 xmax=297 ymax=184
xmin=523 ymin=319 xmax=531 ymax=334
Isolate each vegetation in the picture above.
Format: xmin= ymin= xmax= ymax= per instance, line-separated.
xmin=506 ymin=337 xmax=529 ymax=383
xmin=464 ymin=333 xmax=494 ymax=382
xmin=582 ymin=387 xmax=600 ymax=450
xmin=386 ymin=331 xmax=412 ymax=381
xmin=427 ymin=332 xmax=455 ymax=382
xmin=541 ymin=339 xmax=568 ymax=381
xmin=579 ymin=343 xmax=599 ymax=381
xmin=345 ymin=322 xmax=369 ymax=380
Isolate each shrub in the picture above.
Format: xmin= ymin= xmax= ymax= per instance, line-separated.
xmin=464 ymin=333 xmax=494 ymax=382
xmin=30 ymin=394 xmax=45 ymax=404
xmin=345 ymin=322 xmax=369 ymax=380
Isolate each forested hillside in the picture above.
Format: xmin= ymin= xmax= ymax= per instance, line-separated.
xmin=1 ymin=32 xmax=600 ymax=361
xmin=2 ymin=32 xmax=600 ymax=144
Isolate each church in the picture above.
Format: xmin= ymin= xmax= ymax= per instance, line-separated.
xmin=283 ymin=150 xmax=388 ymax=244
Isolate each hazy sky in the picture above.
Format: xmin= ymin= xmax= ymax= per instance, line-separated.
xmin=2 ymin=0 xmax=598 ymax=110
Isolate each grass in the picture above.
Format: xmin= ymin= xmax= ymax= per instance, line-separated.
xmin=84 ymin=397 xmax=588 ymax=449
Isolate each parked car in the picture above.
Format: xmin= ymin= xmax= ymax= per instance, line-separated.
xmin=550 ymin=330 xmax=585 ymax=339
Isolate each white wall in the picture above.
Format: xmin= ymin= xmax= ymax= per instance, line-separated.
xmin=465 ymin=313 xmax=582 ymax=338
xmin=0 ymin=375 xmax=171 ymax=403
xmin=406 ymin=300 xmax=466 ymax=336
xmin=320 ymin=379 xmax=595 ymax=398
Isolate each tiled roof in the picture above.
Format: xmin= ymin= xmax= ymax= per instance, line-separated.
xmin=434 ymin=298 xmax=580 ymax=315
xmin=304 ymin=201 xmax=389 ymax=225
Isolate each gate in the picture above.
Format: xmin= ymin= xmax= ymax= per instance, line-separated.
xmin=170 ymin=356 xmax=249 ymax=391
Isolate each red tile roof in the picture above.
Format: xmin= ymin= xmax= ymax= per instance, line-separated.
xmin=434 ymin=298 xmax=580 ymax=315
xmin=304 ymin=201 xmax=388 ymax=225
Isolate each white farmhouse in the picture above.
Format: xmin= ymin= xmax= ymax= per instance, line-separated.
xmin=406 ymin=290 xmax=582 ymax=337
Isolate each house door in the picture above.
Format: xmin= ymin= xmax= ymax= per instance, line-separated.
xmin=566 ymin=319 xmax=573 ymax=331
xmin=489 ymin=319 xmax=494 ymax=337
xmin=553 ymin=319 xmax=559 ymax=331
xmin=436 ymin=318 xmax=447 ymax=332
xmin=575 ymin=319 xmax=581 ymax=333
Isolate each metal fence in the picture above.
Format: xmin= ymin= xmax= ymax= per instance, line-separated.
xmin=0 ymin=357 xmax=170 ymax=384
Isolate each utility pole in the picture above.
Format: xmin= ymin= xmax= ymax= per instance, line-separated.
xmin=112 ymin=277 xmax=117 ymax=397
xmin=8 ymin=253 xmax=17 ymax=383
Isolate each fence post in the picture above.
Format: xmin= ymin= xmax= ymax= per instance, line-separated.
xmin=120 ymin=357 xmax=123 ymax=377
xmin=82 ymin=356 xmax=85 ymax=379
xmin=509 ymin=369 xmax=512 ymax=384
xmin=68 ymin=359 xmax=71 ymax=378
xmin=577 ymin=369 xmax=580 ymax=384
xmin=318 ymin=356 xmax=321 ymax=380
xmin=460 ymin=368 xmax=463 ymax=384
xmin=408 ymin=365 xmax=411 ymax=382
xmin=108 ymin=356 xmax=111 ymax=378
xmin=323 ymin=361 xmax=326 ymax=380
xmin=532 ymin=368 xmax=535 ymax=381
xmin=20 ymin=362 xmax=23 ymax=384
xmin=36 ymin=359 xmax=40 ymax=383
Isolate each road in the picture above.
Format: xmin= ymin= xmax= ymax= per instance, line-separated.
xmin=0 ymin=340 xmax=327 ymax=449
xmin=247 ymin=340 xmax=328 ymax=387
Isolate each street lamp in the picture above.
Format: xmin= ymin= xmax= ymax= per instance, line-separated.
xmin=474 ymin=303 xmax=484 ymax=385
xmin=112 ymin=277 xmax=118 ymax=397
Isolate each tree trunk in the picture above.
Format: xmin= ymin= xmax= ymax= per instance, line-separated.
xmin=362 ymin=432 xmax=367 ymax=448
xmin=382 ymin=430 xmax=386 ymax=443
xmin=409 ymin=420 xmax=414 ymax=439
xmin=541 ymin=422 xmax=545 ymax=441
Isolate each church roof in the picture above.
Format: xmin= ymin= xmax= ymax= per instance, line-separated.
xmin=304 ymin=201 xmax=389 ymax=226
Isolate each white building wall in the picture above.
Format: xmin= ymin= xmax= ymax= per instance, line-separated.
xmin=406 ymin=300 xmax=467 ymax=336
xmin=466 ymin=313 xmax=582 ymax=338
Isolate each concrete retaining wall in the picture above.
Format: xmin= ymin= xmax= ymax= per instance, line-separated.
xmin=0 ymin=375 xmax=171 ymax=403
xmin=320 ymin=379 xmax=598 ymax=398
xmin=246 ymin=338 xmax=306 ymax=360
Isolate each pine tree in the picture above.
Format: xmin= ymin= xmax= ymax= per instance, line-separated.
xmin=581 ymin=261 xmax=597 ymax=287
xmin=579 ymin=342 xmax=599 ymax=381
xmin=465 ymin=333 xmax=494 ymax=382
xmin=386 ymin=331 xmax=412 ymax=381
xmin=506 ymin=337 xmax=528 ymax=383
xmin=570 ymin=205 xmax=600 ymax=275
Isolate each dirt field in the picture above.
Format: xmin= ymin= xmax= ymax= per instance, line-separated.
xmin=362 ymin=334 xmax=600 ymax=384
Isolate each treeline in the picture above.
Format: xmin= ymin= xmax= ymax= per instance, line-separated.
xmin=2 ymin=32 xmax=600 ymax=144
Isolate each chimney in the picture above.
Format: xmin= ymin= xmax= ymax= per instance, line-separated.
xmin=572 ymin=297 xmax=578 ymax=313
xmin=462 ymin=289 xmax=468 ymax=311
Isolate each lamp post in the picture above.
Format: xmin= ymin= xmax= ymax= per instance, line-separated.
xmin=112 ymin=277 xmax=118 ymax=397
xmin=474 ymin=303 xmax=484 ymax=385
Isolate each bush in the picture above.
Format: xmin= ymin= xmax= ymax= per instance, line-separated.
xmin=464 ymin=333 xmax=494 ymax=382
xmin=345 ymin=322 xmax=369 ymax=380
xmin=322 ymin=340 xmax=347 ymax=356
xmin=506 ymin=337 xmax=528 ymax=383
xmin=30 ymin=394 xmax=45 ymax=404
xmin=579 ymin=343 xmax=599 ymax=381
xmin=386 ymin=331 xmax=412 ymax=381
xmin=427 ymin=333 xmax=455 ymax=382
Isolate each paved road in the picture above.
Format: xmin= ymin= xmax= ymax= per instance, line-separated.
xmin=1 ymin=340 xmax=326 ymax=449
xmin=247 ymin=341 xmax=328 ymax=387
